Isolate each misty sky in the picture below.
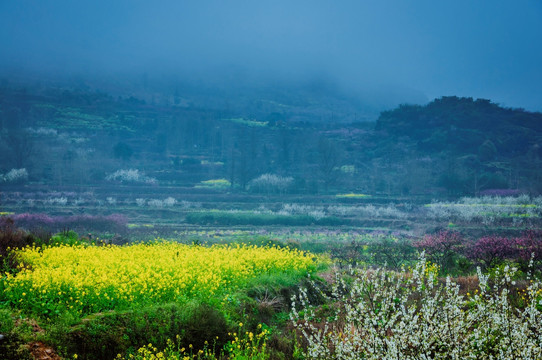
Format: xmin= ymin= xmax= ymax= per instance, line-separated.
xmin=1 ymin=0 xmax=542 ymax=111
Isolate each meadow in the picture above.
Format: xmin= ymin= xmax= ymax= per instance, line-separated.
xmin=0 ymin=231 xmax=322 ymax=359
xmin=1 ymin=193 xmax=542 ymax=359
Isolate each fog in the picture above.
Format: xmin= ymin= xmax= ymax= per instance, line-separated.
xmin=1 ymin=0 xmax=541 ymax=111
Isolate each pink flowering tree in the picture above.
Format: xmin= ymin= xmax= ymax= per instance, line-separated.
xmin=468 ymin=231 xmax=542 ymax=272
xmin=515 ymin=230 xmax=542 ymax=262
xmin=414 ymin=230 xmax=464 ymax=273
xmin=468 ymin=235 xmax=516 ymax=270
xmin=514 ymin=230 xmax=542 ymax=273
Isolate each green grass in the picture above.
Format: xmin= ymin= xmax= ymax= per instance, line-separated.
xmin=195 ymin=179 xmax=231 ymax=190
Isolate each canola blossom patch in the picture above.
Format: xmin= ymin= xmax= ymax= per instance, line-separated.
xmin=0 ymin=242 xmax=317 ymax=317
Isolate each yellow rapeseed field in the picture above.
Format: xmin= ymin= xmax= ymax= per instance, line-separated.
xmin=1 ymin=241 xmax=317 ymax=317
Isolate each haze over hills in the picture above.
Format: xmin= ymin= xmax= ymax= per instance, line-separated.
xmin=1 ymin=1 xmax=541 ymax=112
xmin=1 ymin=0 xmax=541 ymax=197
xmin=1 ymin=80 xmax=541 ymax=197
xmin=0 ymin=73 xmax=429 ymax=123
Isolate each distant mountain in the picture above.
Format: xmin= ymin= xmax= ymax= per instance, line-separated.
xmin=373 ymin=96 xmax=542 ymax=195
xmin=376 ymin=96 xmax=542 ymax=157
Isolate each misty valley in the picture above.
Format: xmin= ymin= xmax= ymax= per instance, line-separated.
xmin=1 ymin=82 xmax=542 ymax=359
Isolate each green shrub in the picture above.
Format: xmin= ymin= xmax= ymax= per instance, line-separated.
xmin=486 ymin=261 xmax=524 ymax=282
xmin=0 ymin=309 xmax=14 ymax=334
xmin=0 ymin=333 xmax=32 ymax=360
xmin=49 ymin=230 xmax=83 ymax=246
xmin=195 ymin=179 xmax=231 ymax=190
xmin=0 ymin=310 xmax=31 ymax=360
xmin=59 ymin=303 xmax=229 ymax=359
xmin=0 ymin=218 xmax=36 ymax=273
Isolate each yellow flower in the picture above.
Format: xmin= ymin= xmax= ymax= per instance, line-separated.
xmin=3 ymin=241 xmax=317 ymax=318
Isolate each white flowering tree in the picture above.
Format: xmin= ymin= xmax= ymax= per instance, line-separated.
xmin=105 ymin=169 xmax=157 ymax=185
xmin=248 ymin=174 xmax=294 ymax=195
xmin=291 ymin=254 xmax=542 ymax=359
xmin=1 ymin=168 xmax=28 ymax=183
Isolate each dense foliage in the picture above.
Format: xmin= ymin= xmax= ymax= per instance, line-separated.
xmin=2 ymin=83 xmax=542 ymax=196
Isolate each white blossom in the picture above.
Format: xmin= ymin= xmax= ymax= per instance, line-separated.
xmin=292 ymin=255 xmax=542 ymax=359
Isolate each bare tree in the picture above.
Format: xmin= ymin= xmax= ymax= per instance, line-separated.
xmin=6 ymin=130 xmax=34 ymax=168
xmin=317 ymin=137 xmax=340 ymax=192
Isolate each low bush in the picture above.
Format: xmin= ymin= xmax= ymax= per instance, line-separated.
xmin=195 ymin=179 xmax=231 ymax=191
xmin=0 ymin=308 xmax=14 ymax=334
xmin=0 ymin=309 xmax=32 ymax=360
xmin=0 ymin=333 xmax=32 ymax=360
xmin=1 ymin=218 xmax=30 ymax=256
xmin=0 ymin=217 xmax=36 ymax=272
xmin=58 ymin=303 xmax=229 ymax=360
xmin=122 ymin=322 xmax=273 ymax=360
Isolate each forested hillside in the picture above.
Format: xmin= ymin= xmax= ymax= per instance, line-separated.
xmin=1 ymin=83 xmax=541 ymax=197
xmin=376 ymin=97 xmax=542 ymax=195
